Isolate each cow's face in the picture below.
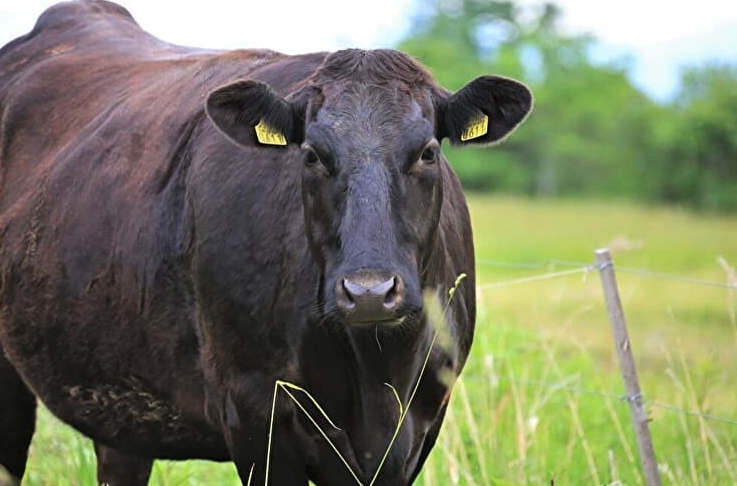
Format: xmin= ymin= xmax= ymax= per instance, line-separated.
xmin=297 ymin=81 xmax=442 ymax=326
xmin=205 ymin=50 xmax=532 ymax=327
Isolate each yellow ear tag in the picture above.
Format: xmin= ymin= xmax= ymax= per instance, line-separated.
xmin=460 ymin=113 xmax=489 ymax=141
xmin=254 ymin=120 xmax=287 ymax=146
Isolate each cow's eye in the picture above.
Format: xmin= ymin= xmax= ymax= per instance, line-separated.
xmin=420 ymin=147 xmax=436 ymax=163
xmin=415 ymin=141 xmax=439 ymax=168
xmin=302 ymin=144 xmax=321 ymax=167
xmin=305 ymin=151 xmax=318 ymax=166
xmin=407 ymin=141 xmax=440 ymax=174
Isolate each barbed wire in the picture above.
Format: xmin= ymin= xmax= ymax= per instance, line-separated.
xmin=476 ymin=259 xmax=737 ymax=290
xmin=460 ymin=375 xmax=737 ymax=427
xmin=477 ymin=258 xmax=590 ymax=269
xmin=645 ymin=400 xmax=737 ymax=426
xmin=477 ymin=266 xmax=593 ymax=290
xmin=613 ymin=266 xmax=737 ymax=290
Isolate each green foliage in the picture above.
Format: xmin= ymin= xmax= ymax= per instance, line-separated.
xmin=399 ymin=0 xmax=737 ymax=211
xmin=649 ymin=65 xmax=737 ymax=211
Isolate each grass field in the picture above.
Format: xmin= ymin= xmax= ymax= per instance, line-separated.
xmin=18 ymin=195 xmax=737 ymax=486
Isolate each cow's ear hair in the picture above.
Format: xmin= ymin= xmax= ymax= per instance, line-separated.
xmin=437 ymin=75 xmax=532 ymax=146
xmin=206 ymin=80 xmax=303 ymax=147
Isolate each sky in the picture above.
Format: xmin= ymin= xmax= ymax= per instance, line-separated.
xmin=1 ymin=0 xmax=736 ymax=102
xmin=516 ymin=0 xmax=737 ymax=101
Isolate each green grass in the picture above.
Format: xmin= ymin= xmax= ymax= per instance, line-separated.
xmin=20 ymin=195 xmax=737 ymax=485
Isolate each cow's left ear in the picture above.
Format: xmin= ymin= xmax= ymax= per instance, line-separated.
xmin=206 ymin=80 xmax=303 ymax=147
xmin=438 ymin=75 xmax=533 ymax=146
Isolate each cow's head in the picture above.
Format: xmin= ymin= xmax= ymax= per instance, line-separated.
xmin=206 ymin=49 xmax=531 ymax=327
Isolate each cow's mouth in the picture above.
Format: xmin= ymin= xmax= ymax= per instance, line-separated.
xmin=346 ymin=315 xmax=408 ymax=328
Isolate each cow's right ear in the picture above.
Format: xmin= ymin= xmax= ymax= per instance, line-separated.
xmin=206 ymin=80 xmax=302 ymax=147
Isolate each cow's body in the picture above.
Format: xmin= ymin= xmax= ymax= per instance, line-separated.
xmin=0 ymin=2 xmax=531 ymax=485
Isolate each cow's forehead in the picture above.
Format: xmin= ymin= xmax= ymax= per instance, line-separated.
xmin=308 ymin=83 xmax=435 ymax=149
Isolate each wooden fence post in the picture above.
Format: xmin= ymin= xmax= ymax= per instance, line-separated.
xmin=595 ymin=248 xmax=662 ymax=486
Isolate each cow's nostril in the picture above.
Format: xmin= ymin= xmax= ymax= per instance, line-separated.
xmin=383 ymin=276 xmax=399 ymax=309
xmin=340 ymin=278 xmax=356 ymax=309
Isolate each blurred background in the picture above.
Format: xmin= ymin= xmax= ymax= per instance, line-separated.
xmin=3 ymin=0 xmax=737 ymax=211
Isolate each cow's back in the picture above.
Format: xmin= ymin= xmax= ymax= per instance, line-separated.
xmin=0 ymin=0 xmax=281 ymax=210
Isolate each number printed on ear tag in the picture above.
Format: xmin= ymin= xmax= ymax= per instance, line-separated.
xmin=255 ymin=120 xmax=287 ymax=146
xmin=460 ymin=113 xmax=489 ymax=141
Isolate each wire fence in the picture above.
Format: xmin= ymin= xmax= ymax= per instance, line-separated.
xmin=477 ymin=258 xmax=737 ymax=290
xmin=467 ymin=255 xmax=737 ymax=429
xmin=477 ymin=266 xmax=592 ymax=290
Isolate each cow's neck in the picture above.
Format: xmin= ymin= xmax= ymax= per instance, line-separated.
xmin=317 ymin=319 xmax=438 ymax=479
xmin=343 ymin=319 xmax=437 ymax=403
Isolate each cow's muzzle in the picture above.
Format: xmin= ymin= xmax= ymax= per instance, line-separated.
xmin=335 ymin=270 xmax=405 ymax=325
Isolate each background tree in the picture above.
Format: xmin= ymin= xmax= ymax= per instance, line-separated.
xmin=398 ymin=0 xmax=736 ymax=211
xmin=651 ymin=64 xmax=737 ymax=210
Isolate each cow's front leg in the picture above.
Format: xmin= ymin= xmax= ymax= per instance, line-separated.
xmin=223 ymin=391 xmax=309 ymax=486
xmin=0 ymin=348 xmax=36 ymax=485
xmin=233 ymin=444 xmax=309 ymax=486
xmin=94 ymin=442 xmax=152 ymax=486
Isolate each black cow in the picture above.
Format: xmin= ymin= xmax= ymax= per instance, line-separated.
xmin=0 ymin=1 xmax=532 ymax=485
